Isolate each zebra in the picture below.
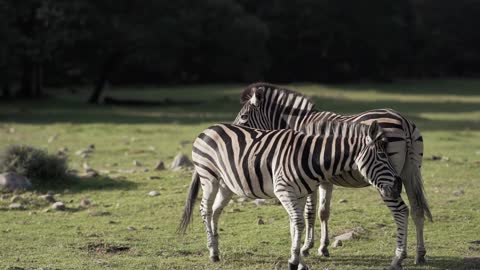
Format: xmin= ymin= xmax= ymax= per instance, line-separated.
xmin=233 ymin=82 xmax=432 ymax=269
xmin=179 ymin=121 xmax=402 ymax=270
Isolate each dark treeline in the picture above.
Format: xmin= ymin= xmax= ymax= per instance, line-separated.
xmin=1 ymin=0 xmax=479 ymax=102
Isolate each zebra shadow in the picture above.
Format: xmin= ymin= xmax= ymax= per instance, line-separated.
xmin=310 ymin=254 xmax=478 ymax=270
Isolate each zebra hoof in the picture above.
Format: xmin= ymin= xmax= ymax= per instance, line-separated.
xmin=415 ymin=256 xmax=427 ymax=265
xmin=298 ymin=264 xmax=309 ymax=270
xmin=318 ymin=248 xmax=330 ymax=257
xmin=210 ymin=255 xmax=220 ymax=262
xmin=288 ymin=262 xmax=298 ymax=270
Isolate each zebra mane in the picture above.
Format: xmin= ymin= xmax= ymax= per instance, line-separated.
xmin=301 ymin=120 xmax=382 ymax=140
xmin=240 ymin=82 xmax=315 ymax=110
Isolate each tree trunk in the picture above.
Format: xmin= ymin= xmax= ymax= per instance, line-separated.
xmin=88 ymin=52 xmax=124 ymax=104
xmin=1 ymin=81 xmax=11 ymax=99
xmin=19 ymin=59 xmax=34 ymax=98
xmin=34 ymin=63 xmax=43 ymax=97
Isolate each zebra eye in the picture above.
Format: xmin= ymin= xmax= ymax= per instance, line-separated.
xmin=240 ymin=114 xmax=248 ymax=121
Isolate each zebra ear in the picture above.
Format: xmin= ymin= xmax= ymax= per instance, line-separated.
xmin=250 ymin=88 xmax=263 ymax=107
xmin=368 ymin=121 xmax=380 ymax=140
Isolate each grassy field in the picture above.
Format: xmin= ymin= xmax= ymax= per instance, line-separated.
xmin=0 ymin=80 xmax=479 ymax=270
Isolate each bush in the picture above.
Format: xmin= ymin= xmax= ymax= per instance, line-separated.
xmin=0 ymin=145 xmax=68 ymax=187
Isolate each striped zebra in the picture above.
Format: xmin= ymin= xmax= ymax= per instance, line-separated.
xmin=233 ymin=83 xmax=432 ymax=268
xmin=179 ymin=121 xmax=402 ymax=270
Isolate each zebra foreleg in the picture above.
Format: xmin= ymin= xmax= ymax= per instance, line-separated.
xmin=275 ymin=189 xmax=309 ymax=270
xmin=317 ymin=182 xmax=333 ymax=257
xmin=211 ymin=183 xmax=233 ymax=260
xmin=300 ymin=190 xmax=317 ymax=257
xmin=199 ymin=177 xmax=220 ymax=262
xmin=384 ymin=195 xmax=409 ymax=270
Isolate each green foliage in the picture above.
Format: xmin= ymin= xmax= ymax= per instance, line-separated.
xmin=0 ymin=145 xmax=68 ymax=186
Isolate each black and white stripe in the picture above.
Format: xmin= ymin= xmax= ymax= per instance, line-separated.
xmin=233 ymin=82 xmax=432 ymax=269
xmin=179 ymin=121 xmax=400 ymax=270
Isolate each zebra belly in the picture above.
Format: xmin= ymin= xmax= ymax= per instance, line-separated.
xmin=329 ymin=171 xmax=370 ymax=188
xmin=221 ymin=172 xmax=276 ymax=199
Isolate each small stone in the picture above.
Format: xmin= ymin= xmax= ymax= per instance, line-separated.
xmin=127 ymin=226 xmax=137 ymax=231
xmin=338 ymin=199 xmax=348 ymax=204
xmin=40 ymin=194 xmax=56 ymax=203
xmin=85 ymin=170 xmax=99 ymax=178
xmin=88 ymin=144 xmax=95 ymax=150
xmin=9 ymin=203 xmax=23 ymax=210
xmin=252 ymin=199 xmax=266 ymax=206
xmin=83 ymin=162 xmax=91 ymax=171
xmin=80 ymin=198 xmax=91 ymax=208
xmin=142 ymin=168 xmax=149 ymax=173
xmin=0 ymin=172 xmax=32 ymax=191
xmin=148 ymin=191 xmax=160 ymax=197
xmin=48 ymin=134 xmax=59 ymax=143
xmin=453 ymin=190 xmax=465 ymax=196
xmin=10 ymin=195 xmax=22 ymax=203
xmin=154 ymin=161 xmax=166 ymax=171
xmin=236 ymin=197 xmax=248 ymax=203
xmin=76 ymin=149 xmax=92 ymax=156
xmin=334 ymin=231 xmax=358 ymax=241
xmin=148 ymin=176 xmax=161 ymax=180
xmin=257 ymin=218 xmax=265 ymax=225
xmin=170 ymin=153 xmax=193 ymax=171
xmin=431 ymin=155 xmax=442 ymax=161
xmin=228 ymin=208 xmax=241 ymax=213
xmin=133 ymin=160 xmax=141 ymax=167
xmin=332 ymin=239 xmax=343 ymax=247
xmin=52 ymin=202 xmax=66 ymax=211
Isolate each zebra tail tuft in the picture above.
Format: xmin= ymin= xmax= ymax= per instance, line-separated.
xmin=177 ymin=170 xmax=201 ymax=234
xmin=402 ymin=127 xmax=433 ymax=222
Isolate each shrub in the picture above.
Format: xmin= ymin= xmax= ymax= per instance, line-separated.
xmin=0 ymin=145 xmax=68 ymax=187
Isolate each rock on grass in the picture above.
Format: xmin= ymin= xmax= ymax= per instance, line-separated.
xmin=0 ymin=172 xmax=32 ymax=191
xmin=52 ymin=202 xmax=66 ymax=211
xmin=170 ymin=153 xmax=193 ymax=171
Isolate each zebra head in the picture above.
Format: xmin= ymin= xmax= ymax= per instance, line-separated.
xmin=354 ymin=121 xmax=402 ymax=199
xmin=233 ymin=83 xmax=315 ymax=130
xmin=233 ymin=86 xmax=272 ymax=129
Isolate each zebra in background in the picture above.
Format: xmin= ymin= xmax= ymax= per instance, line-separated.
xmin=233 ymin=83 xmax=432 ymax=267
xmin=179 ymin=121 xmax=402 ymax=270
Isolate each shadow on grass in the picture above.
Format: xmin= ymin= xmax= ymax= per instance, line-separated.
xmin=33 ymin=175 xmax=137 ymax=193
xmin=316 ymin=254 xmax=479 ymax=270
xmin=1 ymin=81 xmax=479 ymax=131
xmin=322 ymin=79 xmax=480 ymax=96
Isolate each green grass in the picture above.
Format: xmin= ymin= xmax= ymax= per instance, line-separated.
xmin=0 ymin=80 xmax=479 ymax=270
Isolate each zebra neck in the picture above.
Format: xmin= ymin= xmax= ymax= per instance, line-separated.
xmin=311 ymin=135 xmax=364 ymax=179
xmin=286 ymin=110 xmax=318 ymax=130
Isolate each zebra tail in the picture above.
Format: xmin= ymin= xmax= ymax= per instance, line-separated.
xmin=177 ymin=170 xmax=201 ymax=234
xmin=402 ymin=126 xmax=433 ymax=222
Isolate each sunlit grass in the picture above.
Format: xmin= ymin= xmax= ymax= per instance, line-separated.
xmin=0 ymin=80 xmax=479 ymax=269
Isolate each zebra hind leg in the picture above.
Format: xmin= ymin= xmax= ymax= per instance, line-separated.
xmin=210 ymin=183 xmax=233 ymax=261
xmin=317 ymin=183 xmax=333 ymax=257
xmin=275 ymin=189 xmax=308 ymax=270
xmin=300 ymin=190 xmax=317 ymax=257
xmin=384 ymin=195 xmax=409 ymax=270
xmin=199 ymin=177 xmax=220 ymax=262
